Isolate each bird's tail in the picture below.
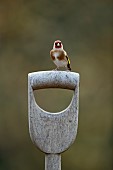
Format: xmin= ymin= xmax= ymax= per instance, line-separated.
xmin=67 ymin=62 xmax=71 ymax=71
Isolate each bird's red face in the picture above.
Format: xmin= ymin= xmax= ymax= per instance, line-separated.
xmin=54 ymin=40 xmax=63 ymax=49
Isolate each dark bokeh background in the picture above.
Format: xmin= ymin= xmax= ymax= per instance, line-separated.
xmin=0 ymin=0 xmax=113 ymax=170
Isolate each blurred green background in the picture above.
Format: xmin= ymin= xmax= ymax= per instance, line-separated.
xmin=0 ymin=0 xmax=113 ymax=170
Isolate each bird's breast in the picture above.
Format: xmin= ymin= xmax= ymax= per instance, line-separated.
xmin=53 ymin=52 xmax=61 ymax=58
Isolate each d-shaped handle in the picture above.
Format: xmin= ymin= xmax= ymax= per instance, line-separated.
xmin=28 ymin=71 xmax=80 ymax=154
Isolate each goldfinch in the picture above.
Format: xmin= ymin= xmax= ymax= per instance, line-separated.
xmin=50 ymin=40 xmax=71 ymax=71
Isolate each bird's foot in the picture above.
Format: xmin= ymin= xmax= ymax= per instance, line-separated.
xmin=52 ymin=68 xmax=59 ymax=71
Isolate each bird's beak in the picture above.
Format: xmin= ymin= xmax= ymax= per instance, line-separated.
xmin=57 ymin=43 xmax=60 ymax=46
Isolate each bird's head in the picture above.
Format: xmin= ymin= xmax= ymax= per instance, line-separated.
xmin=53 ymin=40 xmax=63 ymax=50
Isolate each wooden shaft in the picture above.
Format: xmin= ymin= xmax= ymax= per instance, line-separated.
xmin=45 ymin=154 xmax=61 ymax=170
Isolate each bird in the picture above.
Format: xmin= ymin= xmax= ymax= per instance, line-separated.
xmin=50 ymin=40 xmax=71 ymax=71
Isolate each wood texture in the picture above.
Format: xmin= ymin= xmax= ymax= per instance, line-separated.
xmin=28 ymin=71 xmax=79 ymax=90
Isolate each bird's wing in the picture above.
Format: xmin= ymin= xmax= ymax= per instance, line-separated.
xmin=63 ymin=51 xmax=70 ymax=63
